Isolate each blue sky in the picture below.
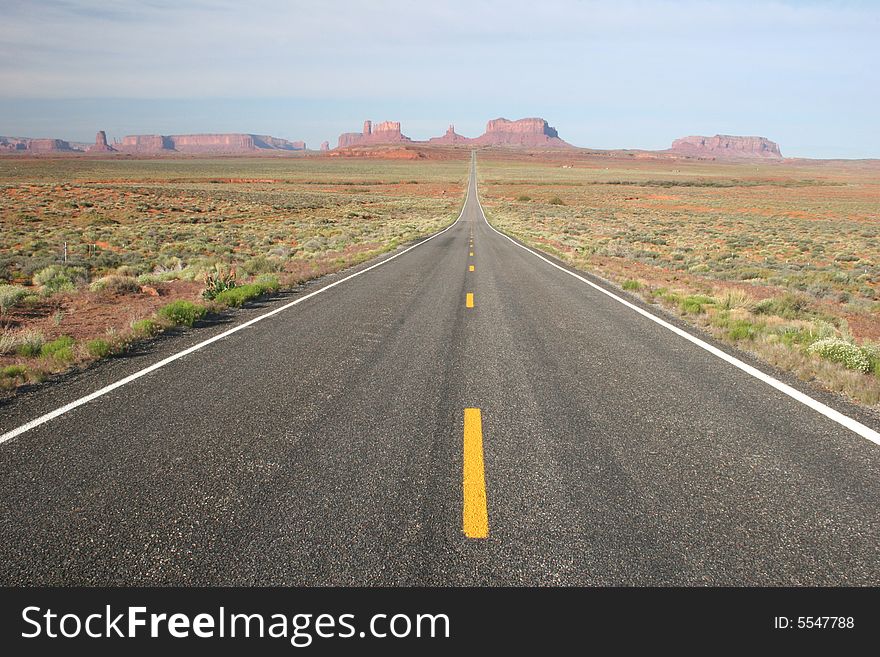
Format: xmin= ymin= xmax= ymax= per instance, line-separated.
xmin=1 ymin=0 xmax=878 ymax=158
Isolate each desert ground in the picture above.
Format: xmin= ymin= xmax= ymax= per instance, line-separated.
xmin=0 ymin=156 xmax=467 ymax=392
xmin=1 ymin=150 xmax=879 ymax=410
xmin=477 ymin=154 xmax=880 ymax=407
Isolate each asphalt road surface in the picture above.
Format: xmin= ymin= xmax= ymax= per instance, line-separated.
xmin=1 ymin=154 xmax=878 ymax=585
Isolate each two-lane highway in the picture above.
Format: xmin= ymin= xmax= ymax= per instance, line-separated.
xmin=1 ymin=153 xmax=878 ymax=585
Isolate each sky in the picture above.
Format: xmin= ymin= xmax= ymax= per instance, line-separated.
xmin=1 ymin=0 xmax=878 ymax=158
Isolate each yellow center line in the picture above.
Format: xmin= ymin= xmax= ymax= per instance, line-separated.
xmin=469 ymin=265 xmax=475 ymax=272
xmin=463 ymin=408 xmax=488 ymax=539
xmin=466 ymin=292 xmax=474 ymax=308
xmin=469 ymin=251 xmax=474 ymax=257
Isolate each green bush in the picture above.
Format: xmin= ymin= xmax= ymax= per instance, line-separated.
xmin=1 ymin=365 xmax=27 ymax=379
xmin=33 ymin=265 xmax=87 ymax=294
xmin=515 ymin=194 xmax=532 ymax=202
xmin=86 ymin=338 xmax=113 ymax=359
xmin=0 ymin=284 xmax=29 ymax=314
xmin=131 ymin=318 xmax=162 ymax=337
xmin=807 ymin=338 xmax=870 ymax=373
xmin=215 ymin=284 xmax=264 ymax=308
xmin=158 ymin=300 xmax=207 ymax=327
xmin=40 ymin=335 xmax=75 ymax=361
xmin=548 ymin=196 xmax=565 ymax=206
xmin=16 ymin=330 xmax=45 ymax=357
xmin=726 ymin=320 xmax=758 ymax=341
xmin=679 ymin=294 xmax=715 ymax=315
xmin=622 ymin=280 xmax=641 ymax=291
xmin=214 ymin=275 xmax=281 ymax=308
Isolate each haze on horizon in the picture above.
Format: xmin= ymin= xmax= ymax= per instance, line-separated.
xmin=1 ymin=0 xmax=878 ymax=159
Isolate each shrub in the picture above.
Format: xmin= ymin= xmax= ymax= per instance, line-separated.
xmin=0 ymin=331 xmax=17 ymax=355
xmin=515 ymin=194 xmax=532 ymax=202
xmin=860 ymin=342 xmax=880 ymax=377
xmin=89 ymin=275 xmax=141 ymax=295
xmin=16 ymin=330 xmax=45 ymax=357
xmin=203 ymin=267 xmax=237 ymax=300
xmin=214 ymin=283 xmax=263 ymax=308
xmin=40 ymin=335 xmax=75 ymax=361
xmin=1 ymin=365 xmax=27 ymax=379
xmin=242 ymin=256 xmax=284 ymax=276
xmin=717 ymin=289 xmax=752 ymax=310
xmin=727 ymin=320 xmax=758 ymax=341
xmin=253 ymin=274 xmax=281 ymax=293
xmin=0 ymin=284 xmax=29 ymax=314
xmin=214 ymin=275 xmax=281 ymax=308
xmin=33 ymin=265 xmax=87 ymax=294
xmin=548 ymin=196 xmax=565 ymax=205
xmin=807 ymin=338 xmax=870 ymax=373
xmin=131 ymin=318 xmax=162 ymax=337
xmin=753 ymin=294 xmax=810 ymax=320
xmin=622 ymin=280 xmax=641 ymax=291
xmin=86 ymin=339 xmax=113 ymax=359
xmin=158 ymin=300 xmax=207 ymax=327
xmin=680 ymin=294 xmax=715 ymax=315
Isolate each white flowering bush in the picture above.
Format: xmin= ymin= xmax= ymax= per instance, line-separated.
xmin=807 ymin=338 xmax=870 ymax=373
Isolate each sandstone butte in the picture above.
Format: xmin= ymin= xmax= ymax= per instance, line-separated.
xmin=337 ymin=120 xmax=412 ymax=148
xmin=86 ymin=130 xmax=116 ymax=153
xmin=470 ymin=117 xmax=572 ymax=147
xmin=338 ymin=117 xmax=572 ymax=149
xmin=0 ymin=136 xmax=79 ymax=152
xmin=670 ymin=134 xmax=782 ymax=159
xmin=115 ymin=133 xmax=306 ymax=153
xmin=427 ymin=125 xmax=472 ymax=145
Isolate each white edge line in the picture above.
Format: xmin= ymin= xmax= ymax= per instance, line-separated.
xmin=0 ymin=166 xmax=474 ymax=446
xmin=474 ymin=169 xmax=880 ymax=447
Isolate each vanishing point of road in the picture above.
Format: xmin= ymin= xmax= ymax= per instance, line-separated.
xmin=1 ymin=153 xmax=878 ymax=585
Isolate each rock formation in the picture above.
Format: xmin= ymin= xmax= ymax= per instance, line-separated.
xmin=670 ymin=135 xmax=782 ymax=159
xmin=118 ymin=134 xmax=173 ymax=152
xmin=87 ymin=130 xmax=116 ymax=153
xmin=0 ymin=137 xmax=80 ymax=152
xmin=320 ymin=141 xmax=330 ymax=151
xmin=423 ymin=118 xmax=572 ymax=148
xmin=116 ymin=133 xmax=306 ymax=153
xmin=473 ymin=118 xmax=571 ymax=147
xmin=337 ymin=120 xmax=412 ymax=148
xmin=428 ymin=125 xmax=471 ymax=145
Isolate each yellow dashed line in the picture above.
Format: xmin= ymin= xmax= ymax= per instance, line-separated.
xmin=463 ymin=408 xmax=488 ymax=539
xmin=466 ymin=292 xmax=474 ymax=308
xmin=469 ymin=265 xmax=475 ymax=272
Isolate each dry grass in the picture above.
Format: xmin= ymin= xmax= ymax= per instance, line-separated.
xmin=0 ymin=156 xmax=468 ymax=393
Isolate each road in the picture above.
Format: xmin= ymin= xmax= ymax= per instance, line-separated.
xmin=1 ymin=153 xmax=879 ymax=585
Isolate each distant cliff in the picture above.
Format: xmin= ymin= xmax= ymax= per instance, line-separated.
xmin=337 ymin=120 xmax=412 ymax=148
xmin=0 ymin=136 xmax=80 ymax=152
xmin=423 ymin=118 xmax=572 ymax=148
xmin=116 ymin=133 xmax=306 ymax=153
xmin=670 ymin=135 xmax=782 ymax=159
xmin=428 ymin=125 xmax=472 ymax=145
